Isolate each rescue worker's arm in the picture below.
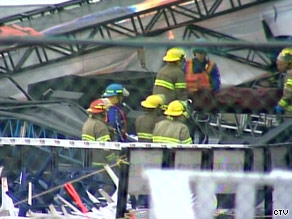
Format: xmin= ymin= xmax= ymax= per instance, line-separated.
xmin=108 ymin=107 xmax=125 ymax=142
xmin=81 ymin=121 xmax=92 ymax=141
xmin=135 ymin=116 xmax=153 ymax=142
xmin=209 ymin=63 xmax=221 ymax=92
xmin=108 ymin=107 xmax=118 ymax=128
xmin=278 ymin=71 xmax=292 ymax=111
xmin=94 ymin=123 xmax=111 ymax=142
xmin=179 ymin=126 xmax=193 ymax=144
xmin=175 ymin=69 xmax=188 ymax=101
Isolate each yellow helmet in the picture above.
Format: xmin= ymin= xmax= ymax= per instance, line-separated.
xmin=278 ymin=48 xmax=292 ymax=62
xmin=141 ymin=94 xmax=165 ymax=109
xmin=163 ymin=47 xmax=186 ymax=62
xmin=164 ymin=100 xmax=185 ymax=116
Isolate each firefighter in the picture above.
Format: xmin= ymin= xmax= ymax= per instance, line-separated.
xmin=82 ymin=98 xmax=112 ymax=142
xmin=153 ymin=47 xmax=188 ymax=104
xmin=152 ymin=100 xmax=192 ymax=144
xmin=275 ymin=48 xmax=292 ymax=114
xmin=135 ymin=94 xmax=166 ymax=142
xmin=184 ymin=40 xmax=221 ymax=93
xmin=102 ymin=83 xmax=129 ymax=142
xmin=82 ymin=98 xmax=115 ymax=166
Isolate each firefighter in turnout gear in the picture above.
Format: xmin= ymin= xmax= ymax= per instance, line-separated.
xmin=275 ymin=48 xmax=292 ymax=114
xmin=153 ymin=47 xmax=188 ymax=104
xmin=152 ymin=100 xmax=192 ymax=144
xmin=82 ymin=98 xmax=116 ymax=166
xmin=103 ymin=83 xmax=129 ymax=142
xmin=135 ymin=94 xmax=166 ymax=142
xmin=82 ymin=98 xmax=112 ymax=142
xmin=184 ymin=40 xmax=221 ymax=92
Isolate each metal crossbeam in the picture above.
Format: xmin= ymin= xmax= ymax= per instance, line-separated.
xmin=0 ymin=0 xmax=275 ymax=74
xmin=182 ymin=25 xmax=272 ymax=70
xmin=0 ymin=118 xmax=76 ymax=139
xmin=0 ymin=0 xmax=102 ymax=25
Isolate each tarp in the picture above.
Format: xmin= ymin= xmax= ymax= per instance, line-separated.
xmin=0 ymin=24 xmax=42 ymax=37
xmin=189 ymin=87 xmax=282 ymax=114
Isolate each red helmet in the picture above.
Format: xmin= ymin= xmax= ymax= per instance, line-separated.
xmin=87 ymin=98 xmax=108 ymax=114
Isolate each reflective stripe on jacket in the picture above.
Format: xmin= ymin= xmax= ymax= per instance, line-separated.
xmin=152 ymin=119 xmax=192 ymax=144
xmin=153 ymin=62 xmax=187 ymax=104
xmin=135 ymin=113 xmax=164 ymax=142
xmin=278 ymin=70 xmax=292 ymax=114
xmin=82 ymin=117 xmax=111 ymax=142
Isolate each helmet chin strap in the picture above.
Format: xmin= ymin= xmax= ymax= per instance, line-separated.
xmin=104 ymin=113 xmax=108 ymax=122
xmin=108 ymin=96 xmax=119 ymax=104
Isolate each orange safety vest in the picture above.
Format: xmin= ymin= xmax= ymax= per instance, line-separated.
xmin=185 ymin=59 xmax=214 ymax=92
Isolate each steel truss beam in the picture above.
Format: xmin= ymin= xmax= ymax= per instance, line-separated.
xmin=0 ymin=118 xmax=83 ymax=166
xmin=0 ymin=0 xmax=102 ymax=25
xmin=0 ymin=118 xmax=76 ymax=139
xmin=182 ymin=25 xmax=272 ymax=70
xmin=0 ymin=0 xmax=275 ymax=74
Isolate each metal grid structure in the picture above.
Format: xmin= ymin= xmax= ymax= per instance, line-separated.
xmin=182 ymin=24 xmax=273 ymax=70
xmin=0 ymin=118 xmax=76 ymax=139
xmin=0 ymin=1 xmax=291 ymax=218
xmin=0 ymin=0 xmax=107 ymax=25
xmin=0 ymin=0 xmax=276 ymax=75
xmin=1 ymin=138 xmax=291 ymax=218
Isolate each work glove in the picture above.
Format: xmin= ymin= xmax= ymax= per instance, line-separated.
xmin=274 ymin=105 xmax=284 ymax=114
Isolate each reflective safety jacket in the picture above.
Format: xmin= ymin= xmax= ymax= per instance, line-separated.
xmin=153 ymin=62 xmax=187 ymax=104
xmin=152 ymin=119 xmax=192 ymax=144
xmin=135 ymin=112 xmax=164 ymax=142
xmin=184 ymin=58 xmax=221 ymax=92
xmin=278 ymin=70 xmax=292 ymax=114
xmin=82 ymin=117 xmax=111 ymax=142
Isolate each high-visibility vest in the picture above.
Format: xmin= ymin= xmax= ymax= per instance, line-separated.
xmin=185 ymin=59 xmax=214 ymax=92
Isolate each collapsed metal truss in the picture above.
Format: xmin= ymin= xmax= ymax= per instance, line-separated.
xmin=0 ymin=118 xmax=84 ymax=164
xmin=0 ymin=118 xmax=77 ymax=139
xmin=191 ymin=111 xmax=292 ymax=145
xmin=182 ymin=25 xmax=272 ymax=70
xmin=0 ymin=0 xmax=275 ymax=74
xmin=0 ymin=0 xmax=104 ymax=25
